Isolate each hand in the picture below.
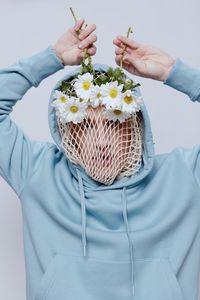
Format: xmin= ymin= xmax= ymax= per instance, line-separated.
xmin=52 ymin=18 xmax=97 ymax=66
xmin=113 ymin=36 xmax=175 ymax=82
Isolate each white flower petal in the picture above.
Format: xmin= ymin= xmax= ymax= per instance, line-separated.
xmin=60 ymin=97 xmax=88 ymax=124
xmin=103 ymin=108 xmax=131 ymax=123
xmin=74 ymin=73 xmax=94 ymax=100
xmin=101 ymin=82 xmax=123 ymax=108
xmin=89 ymin=86 xmax=103 ymax=107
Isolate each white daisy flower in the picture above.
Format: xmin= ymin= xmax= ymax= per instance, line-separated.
xmin=51 ymin=90 xmax=69 ymax=115
xmin=59 ymin=97 xmax=88 ymax=124
xmin=101 ymin=81 xmax=123 ymax=108
xmin=89 ymin=85 xmax=103 ymax=108
xmin=103 ymin=108 xmax=131 ymax=123
xmin=121 ymin=90 xmax=140 ymax=113
xmin=52 ymin=90 xmax=68 ymax=106
xmin=74 ymin=73 xmax=94 ymax=100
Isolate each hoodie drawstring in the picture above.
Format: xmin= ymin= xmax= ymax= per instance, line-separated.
xmin=76 ymin=168 xmax=135 ymax=298
xmin=76 ymin=168 xmax=87 ymax=257
xmin=122 ymin=187 xmax=135 ymax=298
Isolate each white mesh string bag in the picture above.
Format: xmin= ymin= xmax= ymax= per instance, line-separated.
xmin=57 ymin=105 xmax=143 ymax=185
xmin=51 ymin=64 xmax=144 ymax=185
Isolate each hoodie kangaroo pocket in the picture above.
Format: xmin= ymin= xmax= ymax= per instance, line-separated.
xmin=34 ymin=253 xmax=132 ymax=300
xmin=35 ymin=254 xmax=185 ymax=300
xmin=134 ymin=258 xmax=185 ymax=300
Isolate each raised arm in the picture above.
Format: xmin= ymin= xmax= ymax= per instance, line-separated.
xmin=113 ymin=35 xmax=200 ymax=186
xmin=113 ymin=35 xmax=175 ymax=81
xmin=113 ymin=35 xmax=200 ymax=101
xmin=0 ymin=19 xmax=97 ymax=196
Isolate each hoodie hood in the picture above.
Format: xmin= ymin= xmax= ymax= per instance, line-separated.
xmin=48 ymin=63 xmax=155 ymax=297
xmin=48 ymin=63 xmax=155 ymax=190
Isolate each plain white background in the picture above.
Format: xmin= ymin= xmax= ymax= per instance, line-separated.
xmin=0 ymin=0 xmax=200 ymax=299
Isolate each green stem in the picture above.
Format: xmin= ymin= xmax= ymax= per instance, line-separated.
xmin=69 ymin=7 xmax=82 ymax=34
xmin=120 ymin=27 xmax=133 ymax=69
xmin=69 ymin=7 xmax=77 ymax=22
xmin=69 ymin=7 xmax=92 ymax=72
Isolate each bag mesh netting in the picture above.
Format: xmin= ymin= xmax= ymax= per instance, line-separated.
xmin=56 ymin=105 xmax=143 ymax=185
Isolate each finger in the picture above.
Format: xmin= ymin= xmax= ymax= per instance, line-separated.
xmin=87 ymin=45 xmax=97 ymax=56
xmin=115 ymin=47 xmax=124 ymax=55
xmin=73 ymin=18 xmax=85 ymax=33
xmin=79 ymin=51 xmax=89 ymax=59
xmin=113 ymin=38 xmax=130 ymax=49
xmin=113 ymin=38 xmax=127 ymax=50
xmin=78 ymin=34 xmax=97 ymax=49
xmin=115 ymin=46 xmax=132 ymax=55
xmin=79 ymin=24 xmax=96 ymax=40
xmin=79 ymin=45 xmax=97 ymax=58
xmin=115 ymin=54 xmax=131 ymax=66
xmin=115 ymin=35 xmax=141 ymax=49
xmin=113 ymin=38 xmax=123 ymax=47
xmin=115 ymin=54 xmax=122 ymax=66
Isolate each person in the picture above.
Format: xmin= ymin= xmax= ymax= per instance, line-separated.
xmin=0 ymin=17 xmax=200 ymax=300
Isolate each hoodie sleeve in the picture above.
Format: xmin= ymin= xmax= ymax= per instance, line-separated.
xmin=163 ymin=58 xmax=200 ymax=102
xmin=163 ymin=59 xmax=200 ymax=188
xmin=0 ymin=46 xmax=64 ymax=196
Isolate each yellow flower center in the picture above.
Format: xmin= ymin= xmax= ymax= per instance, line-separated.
xmin=70 ymin=105 xmax=79 ymax=113
xmin=124 ymin=95 xmax=135 ymax=104
xmin=82 ymin=81 xmax=91 ymax=91
xmin=97 ymin=92 xmax=101 ymax=98
xmin=109 ymin=88 xmax=118 ymax=99
xmin=113 ymin=109 xmax=122 ymax=115
xmin=59 ymin=96 xmax=67 ymax=103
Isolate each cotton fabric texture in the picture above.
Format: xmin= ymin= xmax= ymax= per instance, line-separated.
xmin=0 ymin=46 xmax=200 ymax=300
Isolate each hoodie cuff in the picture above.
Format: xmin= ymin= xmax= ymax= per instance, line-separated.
xmin=18 ymin=45 xmax=64 ymax=87
xmin=163 ymin=58 xmax=200 ymax=102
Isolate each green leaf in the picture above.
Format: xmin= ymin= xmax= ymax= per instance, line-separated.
xmin=99 ymin=74 xmax=109 ymax=84
xmin=113 ymin=67 xmax=123 ymax=78
xmin=60 ymin=81 xmax=71 ymax=92
xmin=124 ymin=80 xmax=132 ymax=91
xmin=107 ymin=67 xmax=114 ymax=78
xmin=122 ymin=80 xmax=141 ymax=92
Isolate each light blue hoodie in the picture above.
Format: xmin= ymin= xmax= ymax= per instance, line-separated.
xmin=0 ymin=46 xmax=200 ymax=300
